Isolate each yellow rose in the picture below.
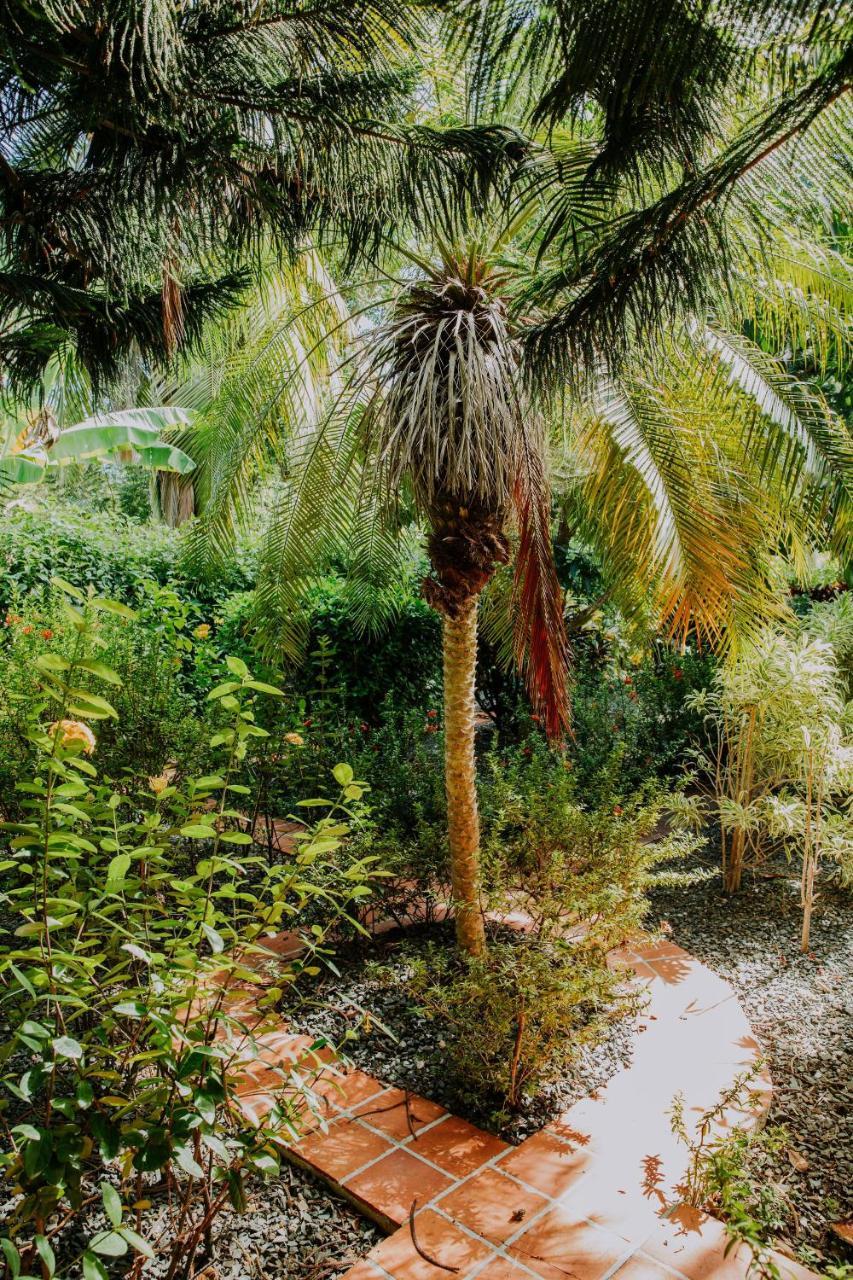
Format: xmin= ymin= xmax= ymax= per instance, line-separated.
xmin=148 ymin=773 xmax=169 ymax=794
xmin=194 ymin=623 xmax=211 ymax=640
xmin=284 ymin=732 xmax=304 ymax=746
xmin=49 ymin=719 xmax=96 ymax=754
xmin=629 ymin=651 xmax=644 ymax=667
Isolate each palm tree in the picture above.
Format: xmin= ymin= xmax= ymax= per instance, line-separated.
xmin=179 ymin=207 xmax=850 ymax=954
xmin=340 ymin=242 xmax=570 ymax=955
xmin=0 ymin=0 xmax=516 ymax=395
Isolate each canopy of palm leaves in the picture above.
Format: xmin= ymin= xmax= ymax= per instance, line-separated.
xmin=0 ymin=0 xmax=518 ymax=395
xmin=453 ymin=0 xmax=852 ymax=385
xmin=183 ymin=204 xmax=851 ymax=697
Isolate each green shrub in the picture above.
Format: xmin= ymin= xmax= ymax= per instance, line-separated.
xmin=0 ymin=500 xmax=255 ymax=615
xmin=481 ymin=748 xmax=708 ymax=944
xmin=688 ymin=626 xmax=853 ymax=944
xmin=0 ymin=504 xmax=178 ymax=608
xmin=408 ymin=774 xmax=705 ymax=1119
xmin=0 ymin=586 xmax=380 ymax=1278
xmin=408 ymin=935 xmax=621 ymax=1119
xmin=0 ymin=583 xmax=217 ymax=811
xmin=568 ymin=637 xmax=716 ymax=801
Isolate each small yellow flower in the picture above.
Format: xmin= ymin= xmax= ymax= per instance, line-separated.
xmin=148 ymin=773 xmax=169 ymax=794
xmin=194 ymin=623 xmax=211 ymax=640
xmin=49 ymin=719 xmax=96 ymax=754
xmin=629 ymin=650 xmax=644 ymax=667
xmin=284 ymin=732 xmax=304 ymax=746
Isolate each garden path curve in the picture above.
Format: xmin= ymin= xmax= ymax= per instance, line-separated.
xmin=223 ymin=929 xmax=818 ymax=1280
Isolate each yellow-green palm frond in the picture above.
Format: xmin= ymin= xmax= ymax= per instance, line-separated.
xmin=559 ymin=372 xmax=784 ymax=651
xmin=726 ymin=227 xmax=852 ymax=376
xmin=557 ymin=325 xmax=852 ymax=650
xmin=180 ymin=251 xmax=353 ymax=576
xmin=250 ymin=387 xmax=369 ymax=661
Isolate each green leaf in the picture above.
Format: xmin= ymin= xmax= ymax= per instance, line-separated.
xmin=224 ymin=656 xmax=249 ymax=679
xmin=101 ymin=1182 xmax=122 ymax=1228
xmin=82 ymin=1252 xmax=108 ymax=1280
xmin=219 ymin=831 xmax=253 ymax=845
xmin=106 ymin=853 xmax=131 ymax=888
xmin=89 ymin=1232 xmax=128 ymax=1258
xmin=34 ymin=654 xmax=71 ymax=673
xmin=174 ymin=1145 xmax=204 ymax=1179
xmin=12 ymin=1124 xmax=41 ymax=1142
xmin=200 ymin=923 xmax=224 ymax=955
xmin=206 ymin=681 xmax=241 ymax=701
xmin=34 ymin=1237 xmax=54 ymax=1278
xmin=244 ymin=680 xmax=284 ymax=697
xmin=180 ymin=824 xmax=216 ymax=839
xmin=50 ymin=577 xmax=87 ymax=601
xmin=194 ymin=1091 xmax=217 ymax=1125
xmin=53 ymin=1036 xmax=83 ymax=1061
xmin=251 ymin=1151 xmax=280 ymax=1177
xmin=9 ymin=963 xmax=36 ymax=998
xmin=118 ymin=1228 xmax=155 ymax=1259
xmin=1 ymin=1238 xmax=21 ymax=1278
xmin=333 ymin=763 xmax=354 ymax=786
xmin=114 ymin=1001 xmax=146 ymax=1019
xmin=90 ymin=598 xmax=137 ymax=621
xmin=66 ymin=689 xmax=118 ymax=719
xmin=78 ymin=660 xmax=122 ymax=686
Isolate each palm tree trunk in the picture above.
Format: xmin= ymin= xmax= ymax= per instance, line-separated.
xmin=442 ymin=596 xmax=486 ymax=957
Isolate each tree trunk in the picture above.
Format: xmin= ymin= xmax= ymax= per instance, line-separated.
xmin=442 ymin=596 xmax=486 ymax=957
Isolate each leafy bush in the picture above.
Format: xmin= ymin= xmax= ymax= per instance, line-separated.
xmin=0 ymin=504 xmax=178 ymax=609
xmin=0 ymin=500 xmax=255 ymax=616
xmin=0 ymin=586 xmax=379 ymax=1279
xmin=214 ymin=580 xmax=442 ymax=724
xmin=481 ymin=754 xmax=707 ymax=944
xmin=408 ymin=772 xmax=705 ymax=1119
xmin=688 ymin=627 xmax=853 ymax=945
xmin=568 ymin=634 xmax=716 ymax=801
xmin=408 ymin=934 xmax=621 ymax=1118
xmin=0 ymin=584 xmax=216 ymax=812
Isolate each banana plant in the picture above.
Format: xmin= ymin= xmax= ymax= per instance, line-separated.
xmin=0 ymin=406 xmax=195 ymax=490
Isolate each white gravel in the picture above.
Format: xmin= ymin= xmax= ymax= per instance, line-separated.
xmin=648 ymin=854 xmax=852 ymax=1265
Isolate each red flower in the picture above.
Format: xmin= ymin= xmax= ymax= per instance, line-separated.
xmin=22 ymin=625 xmax=32 ymax=635
xmin=673 ymin=668 xmax=683 ymax=680
xmin=623 ymin=675 xmax=632 ymax=685
xmin=360 ymin=722 xmax=369 ymax=733
xmin=427 ymin=709 xmax=438 ymax=718
xmin=302 ymin=718 xmax=313 ymax=727
xmin=41 ymin=628 xmax=53 ymax=640
xmin=613 ymin=805 xmax=623 ymax=816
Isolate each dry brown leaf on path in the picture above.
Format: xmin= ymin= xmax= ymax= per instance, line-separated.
xmin=786 ymin=1147 xmax=809 ymax=1172
xmin=831 ymin=1223 xmax=853 ymax=1246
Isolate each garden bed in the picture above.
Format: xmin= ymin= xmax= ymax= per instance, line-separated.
xmin=649 ymin=853 xmax=852 ymax=1266
xmin=282 ymin=919 xmax=639 ymax=1143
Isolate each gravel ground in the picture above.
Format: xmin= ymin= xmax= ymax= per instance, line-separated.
xmin=165 ymin=1163 xmax=382 ymax=1280
xmin=284 ymin=921 xmax=639 ymax=1144
xmin=3 ymin=1163 xmax=382 ymax=1280
xmin=649 ymin=855 xmax=852 ymax=1266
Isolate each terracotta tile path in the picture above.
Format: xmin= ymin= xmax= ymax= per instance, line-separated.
xmin=222 ymin=929 xmax=816 ymax=1280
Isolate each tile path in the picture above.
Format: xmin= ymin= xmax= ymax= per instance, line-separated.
xmin=221 ymin=926 xmax=816 ymax=1280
